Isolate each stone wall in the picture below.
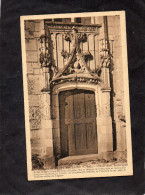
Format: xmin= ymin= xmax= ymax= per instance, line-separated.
xmin=91 ymin=16 xmax=127 ymax=154
xmin=25 ymin=20 xmax=44 ymax=156
xmin=107 ymin=16 xmax=127 ymax=153
xmin=24 ymin=16 xmax=127 ymax=168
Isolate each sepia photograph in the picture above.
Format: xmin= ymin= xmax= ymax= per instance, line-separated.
xmin=20 ymin=11 xmax=133 ymax=180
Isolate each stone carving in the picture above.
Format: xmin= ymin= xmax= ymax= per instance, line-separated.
xmin=52 ymin=27 xmax=95 ymax=81
xmin=64 ymin=28 xmax=87 ymax=50
xmin=40 ymin=26 xmax=102 ymax=87
xmin=99 ymin=39 xmax=113 ymax=68
xmin=50 ymin=64 xmax=58 ymax=78
xmin=61 ymin=50 xmax=70 ymax=59
xmin=62 ymin=52 xmax=91 ymax=75
xmin=45 ymin=22 xmax=101 ymax=33
xmin=51 ymin=75 xmax=100 ymax=86
xmin=40 ymin=52 xmax=51 ymax=67
xmin=39 ymin=34 xmax=51 ymax=67
xmin=100 ymin=50 xmax=111 ymax=68
xmin=39 ymin=33 xmax=58 ymax=80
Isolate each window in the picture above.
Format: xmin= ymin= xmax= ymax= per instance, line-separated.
xmin=47 ymin=19 xmax=52 ymax=22
xmin=75 ymin=18 xmax=82 ymax=23
xmin=54 ymin=18 xmax=62 ymax=22
xmin=62 ymin=18 xmax=71 ymax=23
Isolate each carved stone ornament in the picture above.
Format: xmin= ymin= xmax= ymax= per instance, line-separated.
xmin=51 ymin=75 xmax=100 ymax=87
xmin=40 ymin=52 xmax=51 ymax=67
xmin=39 ymin=34 xmax=52 ymax=67
xmin=99 ymin=39 xmax=113 ymax=68
xmin=51 ymin=27 xmax=100 ymax=85
xmin=39 ymin=33 xmax=58 ymax=77
xmin=45 ymin=22 xmax=101 ymax=33
xmin=100 ymin=49 xmax=111 ymax=68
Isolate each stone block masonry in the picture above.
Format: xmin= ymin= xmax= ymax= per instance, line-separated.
xmin=25 ymin=16 xmax=127 ymax=169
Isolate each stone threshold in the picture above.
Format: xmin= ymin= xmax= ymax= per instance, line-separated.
xmin=58 ymin=151 xmax=127 ymax=166
xmin=58 ymin=154 xmax=99 ymax=166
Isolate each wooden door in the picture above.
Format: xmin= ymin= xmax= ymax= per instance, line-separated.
xmin=59 ymin=89 xmax=98 ymax=157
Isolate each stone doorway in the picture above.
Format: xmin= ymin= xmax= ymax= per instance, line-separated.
xmin=59 ymin=89 xmax=98 ymax=158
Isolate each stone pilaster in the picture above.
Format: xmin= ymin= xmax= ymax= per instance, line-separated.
xmin=97 ymin=66 xmax=113 ymax=160
xmin=39 ymin=25 xmax=55 ymax=168
xmin=40 ymin=91 xmax=55 ymax=168
xmin=71 ymin=18 xmax=75 ymax=22
xmin=91 ymin=17 xmax=95 ymax=24
xmin=42 ymin=67 xmax=50 ymax=91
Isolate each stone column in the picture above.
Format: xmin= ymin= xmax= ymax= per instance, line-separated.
xmin=40 ymin=63 xmax=55 ymax=168
xmin=97 ymin=67 xmax=113 ymax=160
xmin=39 ymin=23 xmax=55 ymax=168
xmin=91 ymin=17 xmax=95 ymax=24
xmin=41 ymin=89 xmax=55 ymax=168
xmin=114 ymin=56 xmax=127 ymax=158
xmin=71 ymin=17 xmax=75 ymax=22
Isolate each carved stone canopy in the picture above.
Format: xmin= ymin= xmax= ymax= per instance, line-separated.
xmin=51 ymin=27 xmax=100 ymax=85
xmin=39 ymin=23 xmax=106 ymax=89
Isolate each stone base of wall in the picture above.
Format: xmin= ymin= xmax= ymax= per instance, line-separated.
xmin=99 ymin=151 xmax=127 ymax=162
xmin=57 ymin=151 xmax=127 ymax=167
xmin=99 ymin=151 xmax=114 ymax=161
xmin=31 ymin=147 xmax=56 ymax=169
xmin=113 ymin=150 xmax=127 ymax=162
xmin=32 ymin=148 xmax=127 ymax=169
xmin=43 ymin=155 xmax=56 ymax=169
xmin=58 ymin=152 xmax=114 ymax=166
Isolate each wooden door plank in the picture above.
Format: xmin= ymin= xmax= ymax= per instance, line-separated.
xmin=68 ymin=124 xmax=76 ymax=155
xmin=59 ymin=89 xmax=98 ymax=157
xmin=65 ymin=93 xmax=75 ymax=155
xmin=75 ymin=123 xmax=86 ymax=150
xmin=85 ymin=92 xmax=95 ymax=118
xmin=59 ymin=91 xmax=68 ymax=157
xmin=73 ymin=92 xmax=85 ymax=119
xmin=65 ymin=91 xmax=73 ymax=120
xmin=86 ymin=123 xmax=97 ymax=150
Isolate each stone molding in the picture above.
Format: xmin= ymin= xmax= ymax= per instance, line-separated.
xmin=45 ymin=21 xmax=101 ymax=33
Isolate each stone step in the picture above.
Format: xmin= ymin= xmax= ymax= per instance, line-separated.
xmin=58 ymin=154 xmax=99 ymax=166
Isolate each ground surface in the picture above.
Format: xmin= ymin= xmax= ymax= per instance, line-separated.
xmin=57 ymin=154 xmax=127 ymax=169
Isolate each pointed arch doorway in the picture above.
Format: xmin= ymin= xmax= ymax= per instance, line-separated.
xmin=59 ymin=89 xmax=98 ymax=158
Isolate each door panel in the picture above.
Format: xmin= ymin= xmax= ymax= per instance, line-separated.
xmin=86 ymin=123 xmax=97 ymax=149
xmin=75 ymin=123 xmax=86 ymax=150
xmin=59 ymin=89 xmax=97 ymax=157
xmin=59 ymin=91 xmax=68 ymax=157
xmin=85 ymin=93 xmax=95 ymax=118
xmin=73 ymin=93 xmax=85 ymax=119
xmin=67 ymin=124 xmax=75 ymax=154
